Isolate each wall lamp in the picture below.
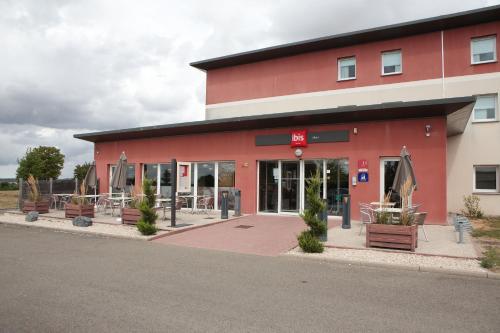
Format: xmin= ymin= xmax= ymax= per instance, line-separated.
xmin=425 ymin=125 xmax=431 ymax=137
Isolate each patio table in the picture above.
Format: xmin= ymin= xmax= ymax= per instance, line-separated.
xmin=155 ymin=198 xmax=171 ymax=220
xmin=178 ymin=195 xmax=201 ymax=214
xmin=370 ymin=202 xmax=396 ymax=208
xmin=52 ymin=193 xmax=74 ymax=210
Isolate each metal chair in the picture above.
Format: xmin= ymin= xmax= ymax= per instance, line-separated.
xmin=414 ymin=212 xmax=428 ymax=241
xmin=359 ymin=203 xmax=374 ymax=235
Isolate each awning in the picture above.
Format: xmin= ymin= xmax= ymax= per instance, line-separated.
xmin=74 ymin=97 xmax=475 ymax=143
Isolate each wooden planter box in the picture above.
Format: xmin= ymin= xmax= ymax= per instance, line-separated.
xmin=23 ymin=200 xmax=49 ymax=214
xmin=65 ymin=204 xmax=95 ymax=218
xmin=366 ymin=224 xmax=418 ymax=252
xmin=122 ymin=208 xmax=141 ymax=225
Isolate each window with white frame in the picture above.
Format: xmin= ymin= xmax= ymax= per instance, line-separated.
xmin=338 ymin=57 xmax=356 ymax=80
xmin=381 ymin=50 xmax=402 ymax=75
xmin=474 ymin=165 xmax=499 ymax=192
xmin=471 ymin=36 xmax=497 ymax=64
xmin=473 ymin=95 xmax=498 ymax=122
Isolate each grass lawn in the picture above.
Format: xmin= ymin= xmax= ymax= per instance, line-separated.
xmin=0 ymin=190 xmax=19 ymax=209
xmin=471 ymin=216 xmax=500 ymax=272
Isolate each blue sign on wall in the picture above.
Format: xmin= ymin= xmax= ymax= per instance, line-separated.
xmin=358 ymin=172 xmax=369 ymax=182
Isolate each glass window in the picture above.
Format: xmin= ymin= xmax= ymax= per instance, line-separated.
xmin=160 ymin=164 xmax=172 ymax=198
xmin=197 ymin=162 xmax=215 ymax=197
xmin=218 ymin=162 xmax=236 ymax=210
xmin=126 ymin=165 xmax=135 ymax=193
xmin=338 ymin=57 xmax=356 ymax=80
xmin=382 ymin=50 xmax=402 ymax=75
xmin=259 ymin=161 xmax=278 ymax=213
xmin=143 ymin=164 xmax=158 ymax=187
xmin=471 ymin=36 xmax=497 ymax=64
xmin=473 ymin=95 xmax=497 ymax=122
xmin=474 ymin=166 xmax=498 ymax=192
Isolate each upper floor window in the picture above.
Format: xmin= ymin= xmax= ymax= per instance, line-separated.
xmin=338 ymin=57 xmax=356 ymax=81
xmin=381 ymin=50 xmax=402 ymax=75
xmin=471 ymin=36 xmax=497 ymax=64
xmin=473 ymin=95 xmax=498 ymax=122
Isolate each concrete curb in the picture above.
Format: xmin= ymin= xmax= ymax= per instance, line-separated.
xmin=0 ymin=220 xmax=159 ymax=241
xmin=284 ymin=252 xmax=499 ymax=279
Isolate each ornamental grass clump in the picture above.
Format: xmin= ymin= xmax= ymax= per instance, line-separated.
xmin=399 ymin=177 xmax=415 ymax=226
xmin=136 ymin=179 xmax=158 ymax=236
xmin=298 ymin=170 xmax=326 ymax=253
xmin=26 ymin=174 xmax=40 ymax=202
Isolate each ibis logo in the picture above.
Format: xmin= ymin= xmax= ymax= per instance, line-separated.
xmin=290 ymin=130 xmax=307 ymax=147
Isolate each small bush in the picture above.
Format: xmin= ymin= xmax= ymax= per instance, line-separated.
xmin=137 ymin=220 xmax=158 ymax=235
xmin=480 ymin=247 xmax=499 ymax=269
xmin=462 ymin=195 xmax=483 ymax=218
xmin=298 ymin=231 xmax=324 ymax=253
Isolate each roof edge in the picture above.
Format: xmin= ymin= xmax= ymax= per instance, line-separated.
xmin=190 ymin=5 xmax=500 ymax=71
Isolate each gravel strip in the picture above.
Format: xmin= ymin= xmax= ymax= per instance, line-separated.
xmin=287 ymin=247 xmax=486 ymax=273
xmin=0 ymin=212 xmax=168 ymax=240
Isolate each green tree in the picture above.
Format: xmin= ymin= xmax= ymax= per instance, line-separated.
xmin=136 ymin=178 xmax=158 ymax=235
xmin=297 ymin=170 xmax=326 ymax=253
xmin=16 ymin=146 xmax=65 ymax=180
xmin=74 ymin=162 xmax=92 ymax=182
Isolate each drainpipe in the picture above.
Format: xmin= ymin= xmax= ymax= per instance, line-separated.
xmin=441 ymin=30 xmax=445 ymax=98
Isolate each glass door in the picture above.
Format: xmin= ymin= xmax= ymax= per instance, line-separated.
xmin=303 ymin=160 xmax=324 ymax=210
xmin=258 ymin=161 xmax=279 ymax=212
xmin=380 ymin=158 xmax=400 ymax=202
xmin=281 ymin=161 xmax=300 ymax=213
xmin=326 ymin=159 xmax=349 ymax=216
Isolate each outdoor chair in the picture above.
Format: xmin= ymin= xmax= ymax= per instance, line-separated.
xmin=50 ymin=194 xmax=59 ymax=210
xmin=96 ymin=194 xmax=109 ymax=213
xmin=414 ymin=212 xmax=429 ymax=241
xmin=197 ymin=196 xmax=214 ymax=215
xmin=359 ymin=203 xmax=374 ymax=235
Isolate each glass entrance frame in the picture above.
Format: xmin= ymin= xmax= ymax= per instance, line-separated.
xmin=257 ymin=159 xmax=349 ymax=215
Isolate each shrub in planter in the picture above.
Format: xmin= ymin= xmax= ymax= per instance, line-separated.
xmin=136 ymin=179 xmax=158 ymax=236
xmin=298 ymin=170 xmax=326 ymax=253
xmin=65 ymin=182 xmax=94 ymax=218
xmin=122 ymin=185 xmax=143 ymax=225
xmin=23 ymin=174 xmax=49 ymax=214
xmin=367 ymin=177 xmax=418 ymax=251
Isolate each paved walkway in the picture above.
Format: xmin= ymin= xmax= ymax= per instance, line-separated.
xmin=154 ymin=215 xmax=307 ymax=256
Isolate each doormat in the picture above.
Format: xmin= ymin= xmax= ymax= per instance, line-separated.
xmin=234 ymin=225 xmax=254 ymax=229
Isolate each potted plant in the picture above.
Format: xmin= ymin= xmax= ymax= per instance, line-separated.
xmin=65 ymin=182 xmax=94 ymax=218
xmin=122 ymin=185 xmax=143 ymax=225
xmin=366 ymin=177 xmax=418 ymax=251
xmin=23 ymin=174 xmax=49 ymax=214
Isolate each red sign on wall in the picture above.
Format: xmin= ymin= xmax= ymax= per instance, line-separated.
xmin=290 ymin=130 xmax=307 ymax=147
xmin=358 ymin=159 xmax=368 ymax=170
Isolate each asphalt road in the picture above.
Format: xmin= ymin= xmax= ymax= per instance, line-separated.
xmin=0 ymin=224 xmax=499 ymax=333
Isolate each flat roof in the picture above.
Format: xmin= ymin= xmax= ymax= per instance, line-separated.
xmin=74 ymin=97 xmax=475 ymax=143
xmin=190 ymin=5 xmax=500 ymax=71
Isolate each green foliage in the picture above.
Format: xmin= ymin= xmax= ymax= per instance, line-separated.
xmin=74 ymin=162 xmax=91 ymax=182
xmin=462 ymin=195 xmax=483 ymax=218
xmin=136 ymin=179 xmax=158 ymax=235
xmin=480 ymin=247 xmax=499 ymax=269
xmin=298 ymin=170 xmax=326 ymax=253
xmin=16 ymin=146 xmax=65 ymax=180
xmin=298 ymin=231 xmax=324 ymax=253
xmin=137 ymin=220 xmax=158 ymax=236
xmin=375 ymin=211 xmax=390 ymax=224
xmin=142 ymin=178 xmax=156 ymax=209
xmin=0 ymin=182 xmax=18 ymax=190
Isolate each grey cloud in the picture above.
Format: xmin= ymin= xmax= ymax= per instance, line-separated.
xmin=1 ymin=0 xmax=499 ymax=178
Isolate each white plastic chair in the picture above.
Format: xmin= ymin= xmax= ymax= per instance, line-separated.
xmin=359 ymin=203 xmax=374 ymax=235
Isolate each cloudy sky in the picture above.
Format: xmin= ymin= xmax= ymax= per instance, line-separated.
xmin=1 ymin=0 xmax=499 ymax=178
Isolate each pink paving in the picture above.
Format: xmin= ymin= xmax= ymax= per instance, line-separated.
xmin=153 ymin=215 xmax=307 ymax=256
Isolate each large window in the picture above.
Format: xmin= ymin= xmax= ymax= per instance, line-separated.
xmin=471 ymin=36 xmax=497 ymax=64
xmin=473 ymin=95 xmax=497 ymax=122
xmin=338 ymin=57 xmax=356 ymax=80
xmin=218 ymin=162 xmax=236 ymax=210
xmin=143 ymin=163 xmax=172 ymax=197
xmin=110 ymin=164 xmax=135 ymax=195
xmin=474 ymin=165 xmax=499 ymax=193
xmin=381 ymin=50 xmax=402 ymax=75
xmin=143 ymin=164 xmax=158 ymax=187
xmin=197 ymin=162 xmax=215 ymax=197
